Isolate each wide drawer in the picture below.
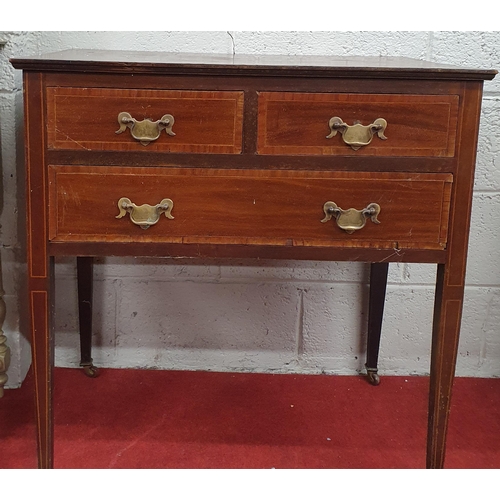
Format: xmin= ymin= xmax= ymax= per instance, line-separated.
xmin=49 ymin=166 xmax=452 ymax=250
xmin=257 ymin=92 xmax=459 ymax=157
xmin=46 ymin=87 xmax=244 ymax=153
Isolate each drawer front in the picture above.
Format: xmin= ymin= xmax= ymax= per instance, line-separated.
xmin=257 ymin=92 xmax=459 ymax=157
xmin=46 ymin=87 xmax=244 ymax=153
xmin=49 ymin=166 xmax=452 ymax=250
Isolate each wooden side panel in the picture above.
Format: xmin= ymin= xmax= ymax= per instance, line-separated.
xmin=258 ymin=92 xmax=459 ymax=157
xmin=26 ymin=74 xmax=48 ymax=278
xmin=48 ymin=166 xmax=452 ymax=250
xmin=46 ymin=88 xmax=244 ymax=153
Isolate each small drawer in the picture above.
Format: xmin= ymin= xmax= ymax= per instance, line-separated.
xmin=46 ymin=87 xmax=244 ymax=153
xmin=257 ymin=92 xmax=459 ymax=157
xmin=49 ymin=166 xmax=452 ymax=251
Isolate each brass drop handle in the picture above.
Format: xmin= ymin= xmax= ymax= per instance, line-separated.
xmin=321 ymin=201 xmax=381 ymax=234
xmin=326 ymin=117 xmax=387 ymax=150
xmin=116 ymin=197 xmax=174 ymax=230
xmin=116 ymin=112 xmax=175 ymax=146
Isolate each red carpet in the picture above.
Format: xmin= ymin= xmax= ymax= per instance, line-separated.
xmin=1 ymin=368 xmax=499 ymax=468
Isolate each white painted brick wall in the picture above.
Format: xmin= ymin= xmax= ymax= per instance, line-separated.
xmin=1 ymin=31 xmax=499 ymax=389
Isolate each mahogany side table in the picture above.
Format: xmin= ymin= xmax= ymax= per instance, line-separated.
xmin=11 ymin=50 xmax=496 ymax=468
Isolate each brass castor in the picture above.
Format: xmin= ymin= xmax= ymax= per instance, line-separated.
xmin=82 ymin=364 xmax=99 ymax=378
xmin=366 ymin=368 xmax=380 ymax=386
